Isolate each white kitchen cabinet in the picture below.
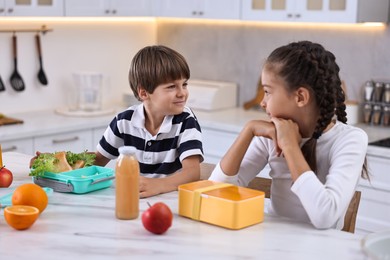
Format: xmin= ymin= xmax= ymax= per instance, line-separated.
xmin=1 ymin=138 xmax=34 ymax=155
xmin=156 ymin=0 xmax=240 ymax=20
xmin=202 ymin=127 xmax=271 ymax=177
xmin=34 ymin=130 xmax=94 ymax=153
xmin=64 ymin=0 xmax=152 ymax=17
xmin=356 ymin=153 xmax=390 ymax=235
xmin=241 ymin=0 xmax=390 ymax=23
xmin=92 ymin=126 xmax=106 ymax=149
xmin=0 ymin=0 xmax=64 ymax=16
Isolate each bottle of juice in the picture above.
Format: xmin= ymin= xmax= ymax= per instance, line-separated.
xmin=115 ymin=146 xmax=139 ymax=220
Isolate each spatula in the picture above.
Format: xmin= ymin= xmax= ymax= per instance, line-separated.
xmin=9 ymin=34 xmax=25 ymax=92
xmin=36 ymin=34 xmax=48 ymax=85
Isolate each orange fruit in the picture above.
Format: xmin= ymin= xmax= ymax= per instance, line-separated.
xmin=4 ymin=205 xmax=39 ymax=230
xmin=12 ymin=183 xmax=48 ymax=213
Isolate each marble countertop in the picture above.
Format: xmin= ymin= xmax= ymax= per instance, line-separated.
xmin=0 ymin=152 xmax=367 ymax=259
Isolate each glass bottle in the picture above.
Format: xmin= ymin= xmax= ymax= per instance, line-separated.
xmin=382 ymin=106 xmax=390 ymax=126
xmin=364 ymin=81 xmax=374 ymax=102
xmin=372 ymin=105 xmax=382 ymax=125
xmin=115 ymin=146 xmax=139 ymax=220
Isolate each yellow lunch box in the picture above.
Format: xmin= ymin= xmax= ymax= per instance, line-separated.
xmin=178 ymin=180 xmax=265 ymax=230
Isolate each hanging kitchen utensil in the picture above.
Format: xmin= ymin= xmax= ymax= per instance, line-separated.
xmin=9 ymin=34 xmax=25 ymax=92
xmin=0 ymin=75 xmax=5 ymax=91
xmin=36 ymin=33 xmax=48 ymax=85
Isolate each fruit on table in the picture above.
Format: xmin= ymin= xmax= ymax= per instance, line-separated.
xmin=12 ymin=183 xmax=48 ymax=213
xmin=0 ymin=166 xmax=13 ymax=188
xmin=4 ymin=205 xmax=39 ymax=230
xmin=142 ymin=202 xmax=173 ymax=235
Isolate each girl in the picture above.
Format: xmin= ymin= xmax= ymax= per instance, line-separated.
xmin=209 ymin=41 xmax=368 ymax=230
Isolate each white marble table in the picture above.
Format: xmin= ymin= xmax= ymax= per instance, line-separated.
xmin=0 ymin=152 xmax=367 ymax=260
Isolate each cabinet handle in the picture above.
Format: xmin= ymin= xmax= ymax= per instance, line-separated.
xmin=199 ymin=11 xmax=203 ymax=16
xmin=287 ymin=13 xmax=293 ymax=18
xmin=192 ymin=11 xmax=197 ymax=15
xmin=2 ymin=146 xmax=17 ymax=152
xmin=0 ymin=8 xmax=4 ymax=13
xmin=295 ymin=13 xmax=301 ymax=18
xmin=112 ymin=9 xmax=117 ymax=14
xmin=105 ymin=9 xmax=110 ymax=14
xmin=52 ymin=136 xmax=79 ymax=144
xmin=8 ymin=8 xmax=13 ymax=13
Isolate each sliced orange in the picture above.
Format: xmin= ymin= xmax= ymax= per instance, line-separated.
xmin=12 ymin=183 xmax=48 ymax=213
xmin=4 ymin=205 xmax=39 ymax=230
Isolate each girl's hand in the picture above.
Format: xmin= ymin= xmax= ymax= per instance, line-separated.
xmin=270 ymin=117 xmax=302 ymax=154
xmin=247 ymin=120 xmax=281 ymax=155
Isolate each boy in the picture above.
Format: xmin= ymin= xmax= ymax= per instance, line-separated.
xmin=95 ymin=45 xmax=204 ymax=198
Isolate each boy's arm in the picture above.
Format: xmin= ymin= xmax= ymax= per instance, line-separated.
xmin=139 ymin=155 xmax=201 ymax=198
xmin=94 ymin=151 xmax=110 ymax=167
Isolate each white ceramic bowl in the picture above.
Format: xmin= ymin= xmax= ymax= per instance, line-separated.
xmin=361 ymin=230 xmax=390 ymax=259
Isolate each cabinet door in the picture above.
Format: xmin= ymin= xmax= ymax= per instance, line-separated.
xmin=202 ymin=128 xmax=237 ymax=164
xmin=112 ymin=0 xmax=152 ymax=16
xmin=65 ymin=0 xmax=109 ymax=16
xmin=356 ymin=155 xmax=390 ymax=234
xmin=65 ymin=0 xmax=151 ymax=16
xmin=295 ymin=0 xmax=357 ymax=23
xmin=4 ymin=0 xmax=64 ymax=16
xmin=241 ymin=0 xmax=296 ymax=21
xmin=156 ymin=0 xmax=199 ymax=18
xmin=202 ymin=0 xmax=240 ymax=19
xmin=1 ymin=138 xmax=34 ymax=155
xmin=34 ymin=130 xmax=93 ymax=153
xmin=157 ymin=0 xmax=240 ymax=20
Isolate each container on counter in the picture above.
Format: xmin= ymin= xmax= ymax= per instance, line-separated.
xmin=363 ymin=103 xmax=373 ymax=124
xmin=364 ymin=81 xmax=375 ymax=102
xmin=373 ymin=82 xmax=384 ymax=102
xmin=382 ymin=106 xmax=390 ymax=126
xmin=383 ymin=83 xmax=390 ymax=104
xmin=115 ymin=146 xmax=139 ymax=220
xmin=178 ymin=180 xmax=265 ymax=230
xmin=372 ymin=105 xmax=382 ymax=125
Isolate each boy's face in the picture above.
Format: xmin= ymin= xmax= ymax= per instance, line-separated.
xmin=141 ymin=78 xmax=189 ymax=116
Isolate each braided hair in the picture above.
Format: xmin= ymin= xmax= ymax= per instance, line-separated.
xmin=265 ymin=41 xmax=368 ymax=178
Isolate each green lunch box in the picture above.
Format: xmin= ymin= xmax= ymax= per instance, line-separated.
xmin=33 ymin=166 xmax=115 ymax=194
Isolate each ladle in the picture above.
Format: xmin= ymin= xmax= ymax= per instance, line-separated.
xmin=9 ymin=34 xmax=25 ymax=92
xmin=36 ymin=33 xmax=48 ymax=85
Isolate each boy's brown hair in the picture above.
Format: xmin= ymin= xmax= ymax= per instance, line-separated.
xmin=129 ymin=45 xmax=190 ymax=100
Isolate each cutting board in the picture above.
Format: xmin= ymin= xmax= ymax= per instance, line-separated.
xmin=0 ymin=115 xmax=23 ymax=126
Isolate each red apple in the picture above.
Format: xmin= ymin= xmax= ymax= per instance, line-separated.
xmin=0 ymin=166 xmax=13 ymax=188
xmin=142 ymin=202 xmax=173 ymax=235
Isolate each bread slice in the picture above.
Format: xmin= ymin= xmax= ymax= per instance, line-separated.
xmin=53 ymin=151 xmax=73 ymax=172
xmin=72 ymin=160 xmax=86 ymax=170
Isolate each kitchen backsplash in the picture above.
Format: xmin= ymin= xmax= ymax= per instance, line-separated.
xmin=157 ymin=20 xmax=390 ymax=113
xmin=0 ymin=19 xmax=156 ymax=114
xmin=2 ymin=18 xmax=390 ymax=124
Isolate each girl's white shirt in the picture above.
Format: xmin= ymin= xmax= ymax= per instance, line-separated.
xmin=209 ymin=121 xmax=368 ymax=229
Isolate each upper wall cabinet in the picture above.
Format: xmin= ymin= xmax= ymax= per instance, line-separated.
xmin=241 ymin=0 xmax=390 ymax=23
xmin=64 ymin=0 xmax=153 ymax=17
xmin=155 ymin=0 xmax=241 ymax=20
xmin=0 ymin=0 xmax=64 ymax=16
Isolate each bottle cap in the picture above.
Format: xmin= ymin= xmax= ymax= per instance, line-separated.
xmin=118 ymin=146 xmax=136 ymax=155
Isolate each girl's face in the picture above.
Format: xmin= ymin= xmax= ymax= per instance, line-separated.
xmin=260 ymin=68 xmax=298 ymax=120
xmin=143 ymin=78 xmax=189 ymax=116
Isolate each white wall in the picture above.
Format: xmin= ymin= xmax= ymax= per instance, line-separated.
xmin=0 ymin=18 xmax=156 ymax=114
xmin=157 ymin=20 xmax=390 ymax=110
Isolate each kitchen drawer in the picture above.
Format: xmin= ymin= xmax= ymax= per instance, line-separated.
xmin=34 ymin=130 xmax=93 ymax=153
xmin=1 ymin=138 xmax=34 ymax=155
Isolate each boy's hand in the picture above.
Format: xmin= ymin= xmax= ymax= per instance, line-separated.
xmin=139 ymin=177 xmax=162 ymax=198
xmin=29 ymin=151 xmax=42 ymax=168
